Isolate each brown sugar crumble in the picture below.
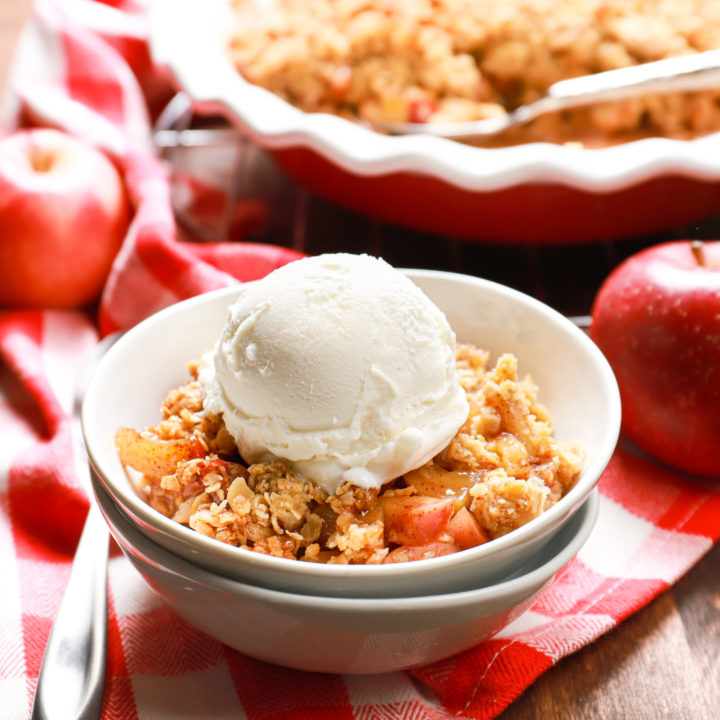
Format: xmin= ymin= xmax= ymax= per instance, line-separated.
xmin=116 ymin=344 xmax=583 ymax=564
xmin=228 ymin=0 xmax=720 ymax=146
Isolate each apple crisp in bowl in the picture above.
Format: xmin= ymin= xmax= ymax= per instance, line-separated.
xmin=83 ymin=270 xmax=620 ymax=598
xmin=91 ymin=466 xmax=600 ymax=673
xmin=115 ymin=344 xmax=584 ymax=565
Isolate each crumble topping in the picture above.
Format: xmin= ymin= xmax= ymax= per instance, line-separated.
xmin=228 ymin=0 xmax=720 ymax=146
xmin=116 ymin=344 xmax=584 ymax=564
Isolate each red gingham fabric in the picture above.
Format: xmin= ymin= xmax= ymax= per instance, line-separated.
xmin=1 ymin=2 xmax=719 ymax=718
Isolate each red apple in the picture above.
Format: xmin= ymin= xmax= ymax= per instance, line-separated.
xmin=0 ymin=128 xmax=130 ymax=309
xmin=590 ymin=240 xmax=720 ymax=478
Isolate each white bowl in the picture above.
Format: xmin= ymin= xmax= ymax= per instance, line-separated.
xmin=83 ymin=268 xmax=620 ymax=597
xmin=93 ymin=470 xmax=598 ymax=674
xmin=148 ymin=0 xmax=720 ymax=243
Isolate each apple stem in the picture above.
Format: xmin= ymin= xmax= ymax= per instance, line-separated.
xmin=691 ymin=240 xmax=706 ymax=267
xmin=27 ymin=139 xmax=54 ymax=173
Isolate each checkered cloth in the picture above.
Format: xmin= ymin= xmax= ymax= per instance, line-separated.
xmin=1 ymin=1 xmax=719 ymax=718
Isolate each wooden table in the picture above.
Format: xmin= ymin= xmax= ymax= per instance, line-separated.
xmin=1 ymin=4 xmax=718 ymax=719
xmin=501 ymin=540 xmax=720 ymax=718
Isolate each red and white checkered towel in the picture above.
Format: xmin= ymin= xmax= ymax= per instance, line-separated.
xmin=1 ymin=2 xmax=719 ymax=718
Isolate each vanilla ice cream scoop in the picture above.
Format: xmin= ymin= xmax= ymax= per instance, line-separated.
xmin=200 ymin=253 xmax=468 ymax=495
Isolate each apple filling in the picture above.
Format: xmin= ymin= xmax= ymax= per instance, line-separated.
xmin=115 ymin=345 xmax=584 ymax=564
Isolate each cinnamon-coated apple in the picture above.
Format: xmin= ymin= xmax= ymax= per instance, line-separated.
xmin=0 ymin=128 xmax=130 ymax=309
xmin=591 ymin=240 xmax=720 ymax=478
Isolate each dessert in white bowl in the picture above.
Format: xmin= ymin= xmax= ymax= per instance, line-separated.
xmin=83 ymin=259 xmax=620 ymax=597
xmin=91 ymin=468 xmax=599 ymax=674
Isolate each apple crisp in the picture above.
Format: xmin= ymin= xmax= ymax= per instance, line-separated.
xmin=116 ymin=344 xmax=584 ymax=564
xmin=228 ymin=0 xmax=720 ymax=146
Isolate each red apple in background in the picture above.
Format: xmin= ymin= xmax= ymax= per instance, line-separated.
xmin=0 ymin=128 xmax=130 ymax=309
xmin=591 ymin=240 xmax=720 ymax=478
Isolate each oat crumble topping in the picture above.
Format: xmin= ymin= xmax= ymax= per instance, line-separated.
xmin=116 ymin=344 xmax=584 ymax=564
xmin=228 ymin=0 xmax=720 ymax=146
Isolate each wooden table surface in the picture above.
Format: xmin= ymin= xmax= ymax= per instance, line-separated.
xmin=2 ymin=3 xmax=719 ymax=719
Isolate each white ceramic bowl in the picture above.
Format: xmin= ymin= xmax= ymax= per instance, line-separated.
xmin=93 ymin=469 xmax=598 ymax=674
xmin=83 ymin=268 xmax=620 ymax=597
xmin=148 ymin=0 xmax=720 ymax=243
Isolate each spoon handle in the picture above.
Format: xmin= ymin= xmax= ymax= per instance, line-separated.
xmin=384 ymin=48 xmax=720 ymax=139
xmin=31 ymin=502 xmax=109 ymax=720
xmin=544 ymin=48 xmax=720 ymax=111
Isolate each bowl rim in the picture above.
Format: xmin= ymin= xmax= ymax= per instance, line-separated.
xmin=148 ymin=0 xmax=720 ymax=193
xmin=94 ymin=472 xmax=599 ymax=611
xmin=82 ymin=268 xmax=620 ymax=583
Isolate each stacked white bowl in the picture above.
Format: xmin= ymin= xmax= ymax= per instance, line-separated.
xmin=83 ymin=271 xmax=620 ymax=673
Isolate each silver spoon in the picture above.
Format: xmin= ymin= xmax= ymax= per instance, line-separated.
xmin=31 ymin=332 xmax=121 ymax=720
xmin=377 ymin=49 xmax=720 ymax=141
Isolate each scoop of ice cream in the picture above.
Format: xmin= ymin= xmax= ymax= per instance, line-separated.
xmin=200 ymin=253 xmax=468 ymax=495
